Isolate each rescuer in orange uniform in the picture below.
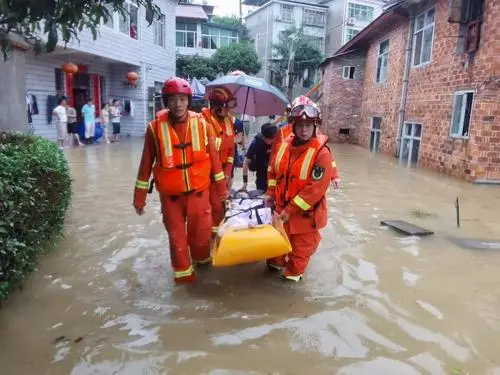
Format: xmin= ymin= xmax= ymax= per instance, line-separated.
xmin=265 ymin=96 xmax=340 ymax=281
xmin=133 ymin=77 xmax=228 ymax=284
xmin=270 ymin=104 xmax=292 ymax=160
xmin=201 ymin=87 xmax=236 ymax=234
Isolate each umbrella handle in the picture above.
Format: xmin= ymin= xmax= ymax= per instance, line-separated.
xmin=242 ymin=87 xmax=250 ymax=120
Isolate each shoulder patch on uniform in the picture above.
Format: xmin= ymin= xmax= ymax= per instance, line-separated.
xmin=311 ymin=165 xmax=325 ymax=180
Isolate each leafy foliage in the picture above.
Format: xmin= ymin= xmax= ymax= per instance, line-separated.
xmin=0 ymin=0 xmax=160 ymax=59
xmin=176 ymin=54 xmax=217 ymax=81
xmin=270 ymin=26 xmax=323 ymax=91
xmin=212 ymin=42 xmax=261 ymax=76
xmin=0 ymin=133 xmax=72 ymax=299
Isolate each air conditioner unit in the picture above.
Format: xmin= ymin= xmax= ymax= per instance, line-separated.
xmin=347 ymin=17 xmax=355 ymax=25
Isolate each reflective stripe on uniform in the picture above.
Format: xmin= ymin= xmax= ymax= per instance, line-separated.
xmin=225 ymin=117 xmax=234 ymax=136
xmin=174 ymin=265 xmax=194 ymax=278
xmin=275 ymin=142 xmax=288 ymax=172
xmin=213 ymin=172 xmax=225 ymax=182
xmin=135 ymin=179 xmax=149 ymax=189
xmin=284 ymin=274 xmax=302 ymax=282
xmin=227 ymin=156 xmax=234 ymax=163
xmin=299 ymin=147 xmax=316 ymax=180
xmin=160 ymin=122 xmax=173 ymax=157
xmin=190 ymin=117 xmax=201 ymax=151
xmin=332 ymin=160 xmax=337 ymax=168
xmin=268 ymin=179 xmax=277 ymax=187
xmin=212 ymin=227 xmax=219 ymax=233
xmin=293 ymin=195 xmax=311 ymax=211
xmin=215 ymin=137 xmax=222 ymax=151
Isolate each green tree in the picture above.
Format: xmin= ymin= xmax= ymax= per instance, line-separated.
xmin=211 ymin=15 xmax=250 ymax=42
xmin=212 ymin=42 xmax=261 ymax=75
xmin=270 ymin=26 xmax=323 ymax=97
xmin=176 ymin=54 xmax=217 ymax=81
xmin=0 ymin=0 xmax=160 ymax=59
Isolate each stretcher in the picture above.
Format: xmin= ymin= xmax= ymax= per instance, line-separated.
xmin=211 ymin=190 xmax=292 ymax=267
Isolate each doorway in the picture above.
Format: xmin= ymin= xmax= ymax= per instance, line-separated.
xmin=399 ymin=122 xmax=422 ymax=166
xmin=73 ymin=88 xmax=88 ymax=124
xmin=369 ymin=117 xmax=382 ymax=152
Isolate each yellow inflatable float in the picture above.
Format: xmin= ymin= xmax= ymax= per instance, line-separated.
xmin=211 ymin=192 xmax=291 ymax=267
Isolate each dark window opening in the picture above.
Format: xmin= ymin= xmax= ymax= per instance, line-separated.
xmin=343 ymin=66 xmax=355 ymax=79
xmin=339 ymin=128 xmax=350 ymax=135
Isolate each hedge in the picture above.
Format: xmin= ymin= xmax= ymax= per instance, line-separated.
xmin=0 ymin=132 xmax=72 ymax=299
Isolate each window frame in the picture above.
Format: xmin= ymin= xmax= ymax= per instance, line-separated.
xmin=201 ymin=25 xmax=238 ymax=50
xmin=102 ymin=1 xmax=139 ymax=40
xmin=342 ymin=66 xmax=355 ymax=80
xmin=412 ymin=7 xmax=436 ymax=67
xmin=370 ymin=116 xmax=382 ymax=152
xmin=344 ymin=27 xmax=361 ymax=44
xmin=176 ymin=22 xmax=198 ymax=48
xmin=303 ymin=8 xmax=326 ymax=26
xmin=280 ymin=4 xmax=294 ymax=23
xmin=450 ymin=90 xmax=474 ymax=139
xmin=400 ymin=122 xmax=423 ymax=166
xmin=348 ymin=2 xmax=374 ymax=22
xmin=153 ymin=14 xmax=165 ymax=47
xmin=376 ymin=39 xmax=389 ymax=83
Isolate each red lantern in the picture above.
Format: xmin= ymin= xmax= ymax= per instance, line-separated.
xmin=127 ymin=71 xmax=139 ymax=86
xmin=62 ymin=62 xmax=78 ymax=77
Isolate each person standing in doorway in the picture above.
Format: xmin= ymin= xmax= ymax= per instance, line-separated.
xmin=110 ymin=99 xmax=122 ymax=142
xmin=100 ymin=102 xmax=111 ymax=144
xmin=82 ymin=98 xmax=96 ymax=144
xmin=242 ymin=123 xmax=277 ymax=193
xmin=66 ymin=105 xmax=84 ymax=147
xmin=52 ymin=96 xmax=68 ymax=149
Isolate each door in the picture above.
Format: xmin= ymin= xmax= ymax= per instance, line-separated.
xmin=73 ymin=89 xmax=88 ymax=124
xmin=369 ymin=117 xmax=382 ymax=152
xmin=399 ymin=123 xmax=422 ymax=166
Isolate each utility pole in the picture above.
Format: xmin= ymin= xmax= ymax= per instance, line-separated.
xmin=286 ymin=33 xmax=298 ymax=101
xmin=239 ymin=0 xmax=243 ymax=24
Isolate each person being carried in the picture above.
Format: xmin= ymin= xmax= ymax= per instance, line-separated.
xmin=201 ymin=87 xmax=236 ymax=235
xmin=133 ymin=77 xmax=228 ymax=284
xmin=265 ymin=96 xmax=340 ymax=282
xmin=242 ymin=123 xmax=277 ymax=193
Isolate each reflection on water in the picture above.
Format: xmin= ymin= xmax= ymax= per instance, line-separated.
xmin=0 ymin=140 xmax=500 ymax=375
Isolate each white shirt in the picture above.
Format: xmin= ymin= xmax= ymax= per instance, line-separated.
xmin=53 ymin=105 xmax=67 ymax=123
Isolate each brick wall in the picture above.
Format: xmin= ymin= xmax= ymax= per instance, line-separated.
xmin=360 ymin=21 xmax=409 ymax=155
xmin=320 ymin=50 xmax=366 ymax=143
xmin=404 ymin=0 xmax=500 ymax=181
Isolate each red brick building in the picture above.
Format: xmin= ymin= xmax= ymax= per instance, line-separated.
xmin=320 ymin=0 xmax=500 ymax=182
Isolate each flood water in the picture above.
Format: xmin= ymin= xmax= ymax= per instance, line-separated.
xmin=1 ymin=139 xmax=500 ymax=375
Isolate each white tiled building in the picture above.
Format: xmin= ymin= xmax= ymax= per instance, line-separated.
xmin=244 ymin=0 xmax=329 ymax=97
xmin=175 ymin=3 xmax=239 ymax=58
xmin=25 ymin=0 xmax=175 ymax=139
xmin=320 ymin=0 xmax=385 ymax=55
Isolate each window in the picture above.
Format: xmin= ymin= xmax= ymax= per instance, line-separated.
xmin=400 ymin=123 xmax=422 ymax=166
xmin=450 ymin=91 xmax=474 ymax=138
xmin=413 ymin=7 xmax=435 ymax=66
xmin=280 ymin=4 xmax=293 ymax=23
xmin=348 ymin=3 xmax=374 ymax=22
xmin=154 ymin=15 xmax=165 ymax=47
xmin=303 ymin=9 xmax=326 ymax=26
xmin=370 ymin=117 xmax=382 ymax=152
xmin=103 ymin=3 xmax=114 ymax=29
xmin=305 ymin=35 xmax=324 ymax=52
xmin=176 ymin=22 xmax=197 ymax=48
xmin=344 ymin=27 xmax=360 ymax=43
xmin=202 ymin=25 xmax=238 ymax=49
xmin=343 ymin=66 xmax=355 ymax=79
xmin=376 ymin=40 xmax=389 ymax=83
xmin=104 ymin=1 xmax=137 ymax=39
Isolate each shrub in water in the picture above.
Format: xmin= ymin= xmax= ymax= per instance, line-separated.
xmin=0 ymin=132 xmax=72 ymax=299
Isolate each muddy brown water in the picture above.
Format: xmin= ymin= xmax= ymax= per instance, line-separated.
xmin=1 ymin=140 xmax=500 ymax=375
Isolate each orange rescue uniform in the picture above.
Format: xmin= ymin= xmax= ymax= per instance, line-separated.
xmin=266 ymin=134 xmax=339 ymax=280
xmin=133 ymin=110 xmax=227 ymax=283
xmin=201 ymin=108 xmax=235 ymax=232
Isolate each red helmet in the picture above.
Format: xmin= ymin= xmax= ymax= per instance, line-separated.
xmin=208 ymin=86 xmax=236 ymax=107
xmin=162 ymin=77 xmax=192 ymax=96
xmin=289 ymin=95 xmax=320 ymax=120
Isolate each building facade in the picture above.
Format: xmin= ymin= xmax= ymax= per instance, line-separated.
xmin=175 ymin=3 xmax=239 ymax=58
xmin=244 ymin=0 xmax=328 ymax=98
xmin=22 ymin=0 xmax=175 ymax=140
xmin=320 ymin=0 xmax=499 ymax=182
xmin=321 ymin=0 xmax=385 ymax=55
